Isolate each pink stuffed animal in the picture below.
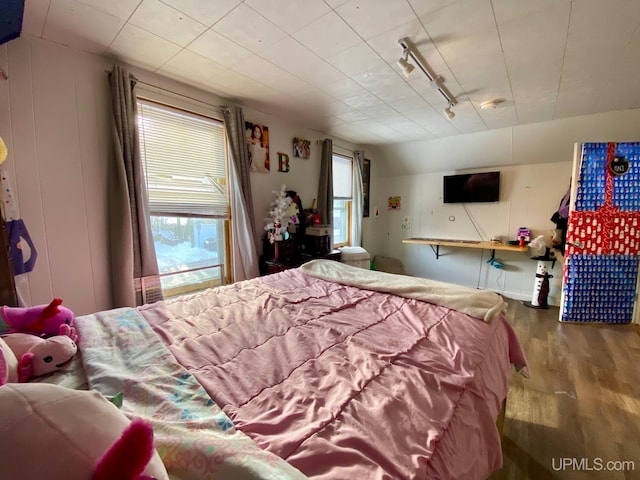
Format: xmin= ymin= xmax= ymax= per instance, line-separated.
xmin=0 ymin=383 xmax=169 ymax=480
xmin=0 ymin=336 xmax=18 ymax=384
xmin=1 ymin=298 xmax=76 ymax=340
xmin=0 ymin=332 xmax=77 ymax=383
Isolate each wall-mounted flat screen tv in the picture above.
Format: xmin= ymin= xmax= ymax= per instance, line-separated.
xmin=443 ymin=171 xmax=500 ymax=203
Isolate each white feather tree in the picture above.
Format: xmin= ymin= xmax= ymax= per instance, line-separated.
xmin=264 ymin=184 xmax=293 ymax=243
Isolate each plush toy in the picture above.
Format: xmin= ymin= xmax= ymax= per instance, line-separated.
xmin=0 ymin=336 xmax=18 ymax=384
xmin=0 ymin=383 xmax=169 ymax=480
xmin=1 ymin=298 xmax=77 ymax=341
xmin=0 ymin=332 xmax=77 ymax=383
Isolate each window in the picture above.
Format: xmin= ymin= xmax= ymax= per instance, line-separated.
xmin=332 ymin=154 xmax=353 ymax=247
xmin=137 ymin=99 xmax=230 ymax=298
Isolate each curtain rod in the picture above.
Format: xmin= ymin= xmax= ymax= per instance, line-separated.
xmin=316 ymin=139 xmax=358 ymax=152
xmin=105 ymin=69 xmax=356 ymax=149
xmin=105 ymin=69 xmax=227 ymax=111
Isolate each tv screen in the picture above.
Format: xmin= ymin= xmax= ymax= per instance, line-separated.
xmin=443 ymin=171 xmax=500 ymax=203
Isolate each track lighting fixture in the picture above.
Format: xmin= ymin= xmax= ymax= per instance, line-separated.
xmin=398 ymin=37 xmax=457 ymax=109
xmin=443 ymin=103 xmax=456 ymax=120
xmin=397 ymin=49 xmax=415 ymax=77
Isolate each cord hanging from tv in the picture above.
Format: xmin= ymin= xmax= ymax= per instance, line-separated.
xmin=443 ymin=171 xmax=500 ymax=203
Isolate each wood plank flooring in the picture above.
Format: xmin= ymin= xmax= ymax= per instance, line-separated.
xmin=490 ymin=300 xmax=640 ymax=480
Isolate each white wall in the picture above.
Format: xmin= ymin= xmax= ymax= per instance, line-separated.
xmin=0 ymin=36 xmax=113 ymax=316
xmin=371 ymin=110 xmax=640 ymax=304
xmin=0 ymin=35 xmax=363 ymax=315
xmin=375 ymin=162 xmax=572 ymax=304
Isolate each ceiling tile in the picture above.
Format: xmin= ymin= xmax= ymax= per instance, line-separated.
xmin=244 ymin=0 xmax=331 ymax=34
xmin=108 ymin=23 xmax=181 ymax=71
xmin=358 ymin=103 xmax=399 ymax=118
xmin=336 ymin=0 xmax=416 ymax=40
xmin=326 ymin=42 xmax=386 ymax=77
xmin=608 ymin=20 xmax=640 ymax=76
xmin=432 ymin=26 xmax=509 ymax=106
xmin=160 ymin=0 xmax=242 ymax=27
xmin=231 ymin=54 xmax=316 ymax=96
xmin=212 ymin=3 xmax=288 ymax=53
xmin=478 ymin=105 xmax=518 ymax=130
xmin=187 ymin=28 xmax=253 ymax=67
xmin=499 ymin=4 xmax=568 ymax=81
xmin=319 ymin=77 xmax=364 ymax=97
xmin=596 ymin=73 xmax=640 ymax=111
xmin=554 ymin=90 xmax=599 ymax=119
xmin=515 ymin=101 xmax=556 ymax=125
xmin=129 ymin=0 xmax=207 ymax=47
xmin=324 ymin=0 xmax=351 ymax=9
xmin=343 ymin=92 xmax=381 ymax=109
xmin=336 ymin=110 xmax=371 ymax=122
xmin=370 ymin=81 xmax=419 ymax=103
xmin=22 ymin=0 xmax=49 ymax=37
xmin=406 ymin=0 xmax=457 ymax=18
xmin=43 ymin=0 xmax=124 ymax=54
xmin=420 ymin=0 xmax=495 ymax=40
xmin=351 ymin=64 xmax=399 ymax=90
xmin=560 ymin=0 xmax=640 ymax=95
xmin=492 ymin=0 xmax=567 ymax=26
xmin=259 ymin=36 xmax=346 ymax=88
xmin=292 ymin=11 xmax=361 ymax=58
xmin=387 ymin=93 xmax=432 ymax=113
xmin=158 ymin=49 xmax=235 ymax=90
xmin=75 ymin=0 xmax=141 ymax=20
xmin=499 ymin=4 xmax=570 ymax=124
xmin=442 ymin=99 xmax=485 ymax=128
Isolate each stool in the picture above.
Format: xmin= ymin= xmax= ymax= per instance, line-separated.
xmin=339 ymin=246 xmax=370 ymax=269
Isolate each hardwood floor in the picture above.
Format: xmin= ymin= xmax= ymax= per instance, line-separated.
xmin=490 ymin=299 xmax=640 ymax=480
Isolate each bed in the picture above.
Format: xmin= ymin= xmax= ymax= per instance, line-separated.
xmin=37 ymin=259 xmax=527 ymax=480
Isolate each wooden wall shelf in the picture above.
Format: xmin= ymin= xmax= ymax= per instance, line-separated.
xmin=403 ymin=237 xmax=528 ymax=260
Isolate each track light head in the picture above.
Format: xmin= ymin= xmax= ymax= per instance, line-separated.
xmin=443 ymin=104 xmax=456 ymax=120
xmin=397 ymin=51 xmax=415 ymax=77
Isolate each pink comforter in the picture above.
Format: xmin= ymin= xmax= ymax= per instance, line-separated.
xmin=141 ymin=266 xmax=523 ymax=480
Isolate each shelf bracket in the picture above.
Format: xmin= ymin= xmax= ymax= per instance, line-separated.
xmin=429 ymin=244 xmax=440 ymax=259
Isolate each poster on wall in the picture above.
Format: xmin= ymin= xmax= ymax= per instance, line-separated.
xmin=363 ymin=159 xmax=371 ymax=217
xmin=245 ymin=122 xmax=270 ymax=172
xmin=388 ymin=196 xmax=401 ymax=210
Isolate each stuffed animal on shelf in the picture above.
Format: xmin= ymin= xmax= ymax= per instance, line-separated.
xmin=1 ymin=297 xmax=77 ymax=341
xmin=0 ymin=383 xmax=169 ymax=480
xmin=0 ymin=332 xmax=77 ymax=384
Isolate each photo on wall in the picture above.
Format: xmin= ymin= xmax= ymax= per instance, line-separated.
xmin=293 ymin=137 xmax=310 ymax=159
xmin=246 ymin=122 xmax=270 ymax=172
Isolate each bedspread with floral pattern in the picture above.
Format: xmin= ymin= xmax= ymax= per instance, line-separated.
xmin=75 ymin=307 xmax=307 ymax=480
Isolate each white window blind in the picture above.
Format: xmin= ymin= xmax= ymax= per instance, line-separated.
xmin=333 ymin=154 xmax=352 ymax=198
xmin=137 ymin=99 xmax=228 ymax=217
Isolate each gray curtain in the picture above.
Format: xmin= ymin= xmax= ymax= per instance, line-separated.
xmin=317 ymin=139 xmax=333 ymax=226
xmin=108 ymin=64 xmax=161 ymax=307
xmin=222 ymin=105 xmax=259 ymax=280
xmin=352 ymin=150 xmax=365 ymax=246
xmin=222 ymin=106 xmax=257 ymax=241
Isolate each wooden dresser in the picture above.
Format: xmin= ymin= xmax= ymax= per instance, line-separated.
xmin=259 ymin=237 xmax=341 ymax=275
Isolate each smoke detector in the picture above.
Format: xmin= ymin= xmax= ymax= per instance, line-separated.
xmin=480 ymin=99 xmax=504 ymax=110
